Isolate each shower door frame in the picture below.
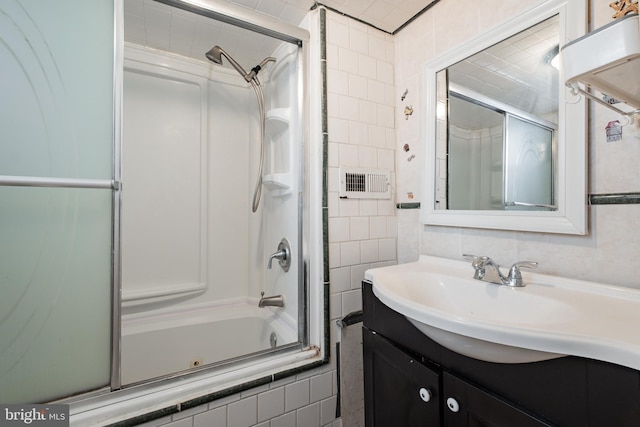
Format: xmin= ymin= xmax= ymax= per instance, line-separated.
xmin=110 ymin=0 xmax=316 ymax=392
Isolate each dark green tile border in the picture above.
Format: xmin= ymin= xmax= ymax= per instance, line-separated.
xmin=320 ymin=6 xmax=331 ymax=360
xmin=107 ymin=359 xmax=332 ymax=427
xmin=396 ymin=195 xmax=640 ymax=208
xmin=589 ymin=193 xmax=640 ymax=205
xmin=396 ymin=202 xmax=421 ymax=209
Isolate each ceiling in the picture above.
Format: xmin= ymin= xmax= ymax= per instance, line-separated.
xmin=123 ymin=0 xmax=439 ymax=70
xmin=208 ymin=0 xmax=439 ymax=34
xmin=124 ymin=0 xmax=558 ymax=124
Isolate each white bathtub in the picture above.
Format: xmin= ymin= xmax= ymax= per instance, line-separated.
xmin=121 ymin=300 xmax=297 ymax=385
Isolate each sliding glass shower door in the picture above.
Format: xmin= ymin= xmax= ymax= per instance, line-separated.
xmin=0 ymin=0 xmax=115 ymax=403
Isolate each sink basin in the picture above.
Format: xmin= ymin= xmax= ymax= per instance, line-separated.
xmin=365 ymin=256 xmax=640 ymax=369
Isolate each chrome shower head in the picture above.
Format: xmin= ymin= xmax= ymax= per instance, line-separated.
xmin=205 ymin=45 xmax=250 ymax=80
xmin=205 ymin=46 xmax=223 ymax=64
xmin=205 ymin=46 xmax=276 ymax=84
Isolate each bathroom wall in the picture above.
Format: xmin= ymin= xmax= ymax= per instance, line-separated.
xmin=325 ymin=9 xmax=398 ymax=322
xmin=325 ymin=8 xmax=398 ymax=427
xmin=395 ymin=0 xmax=640 ymax=289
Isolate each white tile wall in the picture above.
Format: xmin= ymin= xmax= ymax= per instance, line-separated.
xmin=326 ymin=9 xmax=398 ymax=324
xmin=139 ymin=364 xmax=340 ymax=427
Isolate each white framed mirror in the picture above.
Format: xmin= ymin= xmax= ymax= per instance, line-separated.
xmin=421 ymin=0 xmax=587 ymax=234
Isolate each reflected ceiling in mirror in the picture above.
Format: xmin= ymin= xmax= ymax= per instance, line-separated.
xmin=449 ymin=15 xmax=559 ymax=121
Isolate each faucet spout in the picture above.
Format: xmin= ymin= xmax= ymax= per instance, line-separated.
xmin=464 ymin=254 xmax=538 ymax=287
xmin=472 ymin=256 xmax=506 ymax=284
xmin=258 ymin=292 xmax=285 ymax=308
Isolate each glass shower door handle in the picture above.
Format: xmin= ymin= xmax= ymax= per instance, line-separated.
xmin=267 ymin=238 xmax=290 ymax=272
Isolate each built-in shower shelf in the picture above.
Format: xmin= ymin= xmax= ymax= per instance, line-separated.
xmin=266 ymin=108 xmax=291 ymax=124
xmin=263 ymin=173 xmax=292 ymax=195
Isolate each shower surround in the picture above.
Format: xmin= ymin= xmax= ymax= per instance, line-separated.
xmin=121 ymin=38 xmax=302 ymax=385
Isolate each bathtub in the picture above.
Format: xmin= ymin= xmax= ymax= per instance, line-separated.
xmin=121 ymin=300 xmax=297 ymax=385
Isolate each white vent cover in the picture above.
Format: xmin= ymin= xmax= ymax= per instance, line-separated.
xmin=339 ymin=167 xmax=390 ymax=199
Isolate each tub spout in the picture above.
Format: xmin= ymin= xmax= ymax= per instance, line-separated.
xmin=259 ymin=292 xmax=285 ymax=308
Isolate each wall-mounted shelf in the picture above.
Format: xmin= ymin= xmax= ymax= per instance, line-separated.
xmin=562 ymin=13 xmax=640 ymax=116
xmin=266 ymin=107 xmax=291 ymax=124
xmin=263 ymin=173 xmax=291 ymax=195
xmin=264 ymin=107 xmax=293 ymax=195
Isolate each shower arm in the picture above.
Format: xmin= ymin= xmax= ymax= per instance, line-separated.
xmin=246 ymin=57 xmax=276 ymax=83
xmin=218 ymin=50 xmax=252 ymax=82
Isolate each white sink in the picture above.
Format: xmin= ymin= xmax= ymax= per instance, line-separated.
xmin=365 ymin=256 xmax=640 ymax=369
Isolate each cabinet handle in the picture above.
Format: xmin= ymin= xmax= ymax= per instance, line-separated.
xmin=446 ymin=397 xmax=460 ymax=413
xmin=419 ymin=387 xmax=432 ymax=403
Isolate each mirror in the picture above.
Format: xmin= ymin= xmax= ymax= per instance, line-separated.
xmin=438 ymin=15 xmax=558 ymax=211
xmin=421 ymin=0 xmax=587 ymax=234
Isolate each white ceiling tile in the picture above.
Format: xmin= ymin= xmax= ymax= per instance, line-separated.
xmin=126 ymin=0 xmax=446 ymax=69
xmin=256 ymin=0 xmax=286 ymax=17
xmin=124 ymin=14 xmax=147 ymax=44
xmin=124 ymin=0 xmax=144 ymax=17
xmin=361 ymin=1 xmax=391 ymax=24
xmin=231 ymin=0 xmax=261 ymax=8
xmin=278 ymin=5 xmax=308 ymax=26
xmin=380 ymin=7 xmax=413 ymax=32
xmin=170 ymin=14 xmax=197 ymax=53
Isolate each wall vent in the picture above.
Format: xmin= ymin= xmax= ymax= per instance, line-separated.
xmin=339 ymin=167 xmax=391 ymax=199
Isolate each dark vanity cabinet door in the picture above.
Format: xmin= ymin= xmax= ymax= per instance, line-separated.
xmin=364 ymin=328 xmax=441 ymax=426
xmin=442 ymin=372 xmax=551 ymax=427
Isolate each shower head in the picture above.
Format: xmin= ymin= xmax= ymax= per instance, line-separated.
xmin=205 ymin=46 xmax=223 ymax=64
xmin=205 ymin=46 xmax=276 ymax=84
xmin=205 ymin=45 xmax=251 ymax=81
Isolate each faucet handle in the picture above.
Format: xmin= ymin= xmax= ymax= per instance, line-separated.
xmin=507 ymin=261 xmax=538 ymax=287
xmin=267 ymin=238 xmax=291 ymax=272
xmin=463 ymin=254 xmax=481 ymax=261
xmin=463 ymin=254 xmax=490 ymax=266
xmin=512 ymin=261 xmax=538 ymax=270
xmin=463 ymin=254 xmax=493 ymax=281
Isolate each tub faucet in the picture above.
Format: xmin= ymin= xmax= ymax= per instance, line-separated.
xmin=463 ymin=254 xmax=538 ymax=287
xmin=259 ymin=292 xmax=285 ymax=308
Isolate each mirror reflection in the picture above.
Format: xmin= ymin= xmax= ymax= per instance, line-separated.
xmin=435 ymin=15 xmax=559 ymax=211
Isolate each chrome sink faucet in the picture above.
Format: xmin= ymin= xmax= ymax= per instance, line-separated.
xmin=463 ymin=254 xmax=538 ymax=287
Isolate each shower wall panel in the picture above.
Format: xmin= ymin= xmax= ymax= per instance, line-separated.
xmin=206 ymin=79 xmax=254 ymax=302
xmin=122 ymin=69 xmax=205 ymax=302
xmin=122 ymin=45 xmax=254 ymax=312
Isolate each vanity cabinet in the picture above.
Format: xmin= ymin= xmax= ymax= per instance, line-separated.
xmin=362 ymin=281 xmax=640 ymax=427
xmin=441 ymin=371 xmax=550 ymax=427
xmin=364 ymin=330 xmax=550 ymax=426
xmin=363 ymin=328 xmax=441 ymax=425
